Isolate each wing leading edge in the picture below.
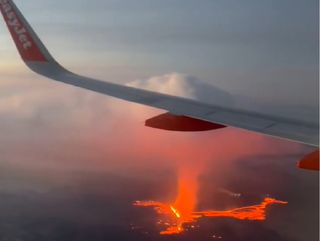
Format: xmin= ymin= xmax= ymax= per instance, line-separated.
xmin=0 ymin=0 xmax=319 ymax=147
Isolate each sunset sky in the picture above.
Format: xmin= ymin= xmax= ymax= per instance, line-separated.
xmin=0 ymin=0 xmax=318 ymax=241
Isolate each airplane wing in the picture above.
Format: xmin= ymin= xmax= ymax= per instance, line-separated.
xmin=0 ymin=0 xmax=319 ymax=149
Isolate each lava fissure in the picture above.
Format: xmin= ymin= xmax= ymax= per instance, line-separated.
xmin=133 ymin=197 xmax=288 ymax=235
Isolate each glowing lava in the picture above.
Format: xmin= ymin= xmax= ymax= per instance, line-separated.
xmin=193 ymin=197 xmax=288 ymax=220
xmin=133 ymin=157 xmax=288 ymax=235
xmin=170 ymin=206 xmax=181 ymax=218
xmin=133 ymin=197 xmax=288 ymax=235
xmin=133 ymin=167 xmax=288 ymax=235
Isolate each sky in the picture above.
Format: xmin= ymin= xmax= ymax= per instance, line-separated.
xmin=0 ymin=0 xmax=319 ymax=241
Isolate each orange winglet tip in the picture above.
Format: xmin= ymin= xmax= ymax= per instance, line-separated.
xmin=145 ymin=112 xmax=226 ymax=132
xmin=298 ymin=149 xmax=319 ymax=171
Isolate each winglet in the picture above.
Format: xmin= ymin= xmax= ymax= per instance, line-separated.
xmin=0 ymin=0 xmax=54 ymax=62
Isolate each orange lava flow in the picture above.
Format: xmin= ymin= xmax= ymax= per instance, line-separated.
xmin=193 ymin=197 xmax=288 ymax=220
xmin=133 ymin=197 xmax=288 ymax=235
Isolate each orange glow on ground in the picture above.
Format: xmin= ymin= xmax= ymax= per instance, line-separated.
xmin=133 ymin=197 xmax=288 ymax=235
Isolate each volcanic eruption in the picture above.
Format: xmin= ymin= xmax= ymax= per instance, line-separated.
xmin=133 ymin=164 xmax=288 ymax=235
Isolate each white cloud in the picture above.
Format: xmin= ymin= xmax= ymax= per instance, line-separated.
xmin=127 ymin=73 xmax=196 ymax=98
xmin=127 ymin=72 xmax=234 ymax=107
